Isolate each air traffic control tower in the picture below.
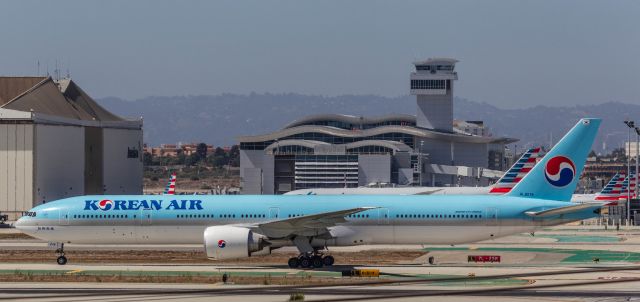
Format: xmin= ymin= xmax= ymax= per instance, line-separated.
xmin=239 ymin=57 xmax=517 ymax=194
xmin=410 ymin=58 xmax=458 ymax=132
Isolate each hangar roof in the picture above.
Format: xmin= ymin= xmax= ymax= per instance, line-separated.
xmin=0 ymin=76 xmax=126 ymax=122
xmin=0 ymin=77 xmax=47 ymax=106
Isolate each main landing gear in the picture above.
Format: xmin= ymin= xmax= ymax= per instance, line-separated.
xmin=55 ymin=243 xmax=67 ymax=265
xmin=288 ymin=252 xmax=334 ymax=269
xmin=289 ymin=236 xmax=334 ymax=269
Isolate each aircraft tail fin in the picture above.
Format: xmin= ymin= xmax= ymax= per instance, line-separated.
xmin=620 ymin=174 xmax=637 ymax=200
xmin=507 ymin=118 xmax=601 ymax=201
xmin=163 ymin=172 xmax=177 ymax=195
xmin=595 ymin=173 xmax=625 ymax=201
xmin=489 ymin=147 xmax=541 ymax=194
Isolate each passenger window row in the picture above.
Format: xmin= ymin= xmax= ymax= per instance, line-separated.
xmin=288 ymin=214 xmax=304 ymax=218
xmin=73 ymin=214 xmax=131 ymax=219
xmin=396 ymin=214 xmax=482 ymax=219
xmin=177 ymin=214 xmax=215 ymax=218
xmin=175 ymin=214 xmax=267 ymax=219
xmin=241 ymin=214 xmax=266 ymax=218
xmin=347 ymin=214 xmax=370 ymax=218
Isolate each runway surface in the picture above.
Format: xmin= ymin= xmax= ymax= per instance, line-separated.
xmin=2 ymin=226 xmax=640 ymax=301
xmin=3 ymin=266 xmax=640 ymax=302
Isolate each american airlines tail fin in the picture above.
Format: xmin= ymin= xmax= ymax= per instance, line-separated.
xmin=507 ymin=118 xmax=601 ymax=201
xmin=620 ymin=174 xmax=637 ymax=200
xmin=594 ymin=173 xmax=625 ymax=201
xmin=163 ymin=172 xmax=177 ymax=195
xmin=489 ymin=147 xmax=541 ymax=194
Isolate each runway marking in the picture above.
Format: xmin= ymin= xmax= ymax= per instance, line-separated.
xmin=3 ymin=265 xmax=640 ymax=301
xmin=316 ymin=276 xmax=640 ymax=301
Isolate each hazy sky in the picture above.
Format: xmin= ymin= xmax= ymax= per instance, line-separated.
xmin=1 ymin=1 xmax=639 ymax=108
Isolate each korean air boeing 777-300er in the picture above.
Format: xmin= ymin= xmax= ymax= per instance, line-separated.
xmin=16 ymin=118 xmax=604 ymax=268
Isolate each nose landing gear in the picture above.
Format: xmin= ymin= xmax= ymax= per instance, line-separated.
xmin=55 ymin=243 xmax=67 ymax=265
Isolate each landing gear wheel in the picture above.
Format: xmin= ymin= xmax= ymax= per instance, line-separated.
xmin=311 ymin=256 xmax=323 ymax=268
xmin=56 ymin=256 xmax=67 ymax=265
xmin=322 ymin=255 xmax=335 ymax=266
xmin=54 ymin=243 xmax=67 ymax=265
xmin=300 ymin=257 xmax=312 ymax=268
xmin=288 ymin=257 xmax=300 ymax=268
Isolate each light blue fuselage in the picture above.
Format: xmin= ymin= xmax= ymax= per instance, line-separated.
xmin=16 ymin=194 xmax=598 ymax=247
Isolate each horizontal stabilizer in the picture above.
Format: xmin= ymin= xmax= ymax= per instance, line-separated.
xmin=525 ymin=203 xmax=602 ymax=218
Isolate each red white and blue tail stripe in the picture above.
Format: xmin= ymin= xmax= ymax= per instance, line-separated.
xmin=594 ymin=173 xmax=626 ymax=201
xmin=619 ymin=173 xmax=637 ymax=200
xmin=489 ymin=147 xmax=541 ymax=194
xmin=163 ymin=172 xmax=177 ymax=195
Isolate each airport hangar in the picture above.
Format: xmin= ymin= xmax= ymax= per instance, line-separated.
xmin=0 ymin=76 xmax=143 ymax=220
xmin=239 ymin=58 xmax=518 ymax=194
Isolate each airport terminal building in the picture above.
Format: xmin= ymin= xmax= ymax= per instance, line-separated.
xmin=0 ymin=76 xmax=143 ymax=219
xmin=239 ymin=58 xmax=517 ymax=194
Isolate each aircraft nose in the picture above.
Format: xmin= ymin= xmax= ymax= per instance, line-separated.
xmin=14 ymin=217 xmax=25 ymax=230
xmin=14 ymin=216 xmax=37 ymax=236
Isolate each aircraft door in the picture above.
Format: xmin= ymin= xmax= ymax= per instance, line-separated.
xmin=136 ymin=209 xmax=154 ymax=243
xmin=378 ymin=208 xmax=389 ymax=225
xmin=140 ymin=209 xmax=152 ymax=226
xmin=269 ymin=207 xmax=280 ymax=219
xmin=484 ymin=207 xmax=498 ymax=226
xmin=59 ymin=210 xmax=70 ymax=226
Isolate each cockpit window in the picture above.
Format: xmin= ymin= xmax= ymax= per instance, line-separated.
xmin=23 ymin=211 xmax=37 ymax=217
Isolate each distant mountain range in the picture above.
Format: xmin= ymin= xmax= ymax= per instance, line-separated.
xmin=98 ymin=94 xmax=640 ymax=154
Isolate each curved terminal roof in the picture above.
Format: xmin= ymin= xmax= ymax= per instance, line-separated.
xmin=239 ymin=124 xmax=517 ymax=144
xmin=344 ymin=140 xmax=412 ymax=152
xmin=284 ymin=113 xmax=416 ymax=129
xmin=264 ymin=139 xmax=330 ymax=150
xmin=264 ymin=139 xmax=412 ymax=154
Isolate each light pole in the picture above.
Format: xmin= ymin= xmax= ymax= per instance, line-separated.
xmin=635 ymin=126 xmax=640 ymax=203
xmin=624 ymin=120 xmax=635 ymax=225
xmin=419 ymin=140 xmax=424 ymax=186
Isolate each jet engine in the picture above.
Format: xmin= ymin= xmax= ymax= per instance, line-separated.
xmin=203 ymin=226 xmax=268 ymax=260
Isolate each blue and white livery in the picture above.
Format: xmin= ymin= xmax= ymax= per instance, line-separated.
xmin=16 ymin=119 xmax=603 ymax=268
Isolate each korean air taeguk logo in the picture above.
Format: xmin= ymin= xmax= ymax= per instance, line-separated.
xmin=218 ymin=240 xmax=226 ymax=248
xmin=98 ymin=199 xmax=114 ymax=211
xmin=544 ymin=156 xmax=576 ymax=187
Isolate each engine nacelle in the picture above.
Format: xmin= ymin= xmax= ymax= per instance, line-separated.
xmin=203 ymin=226 xmax=267 ymax=260
xmin=251 ymin=246 xmax=272 ymax=256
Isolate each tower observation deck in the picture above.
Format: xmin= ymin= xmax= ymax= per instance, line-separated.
xmin=410 ymin=58 xmax=458 ymax=132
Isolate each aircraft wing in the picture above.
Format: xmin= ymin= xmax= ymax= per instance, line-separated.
xmin=415 ymin=189 xmax=443 ymax=195
xmin=245 ymin=207 xmax=378 ymax=238
xmin=524 ymin=203 xmax=603 ymax=218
